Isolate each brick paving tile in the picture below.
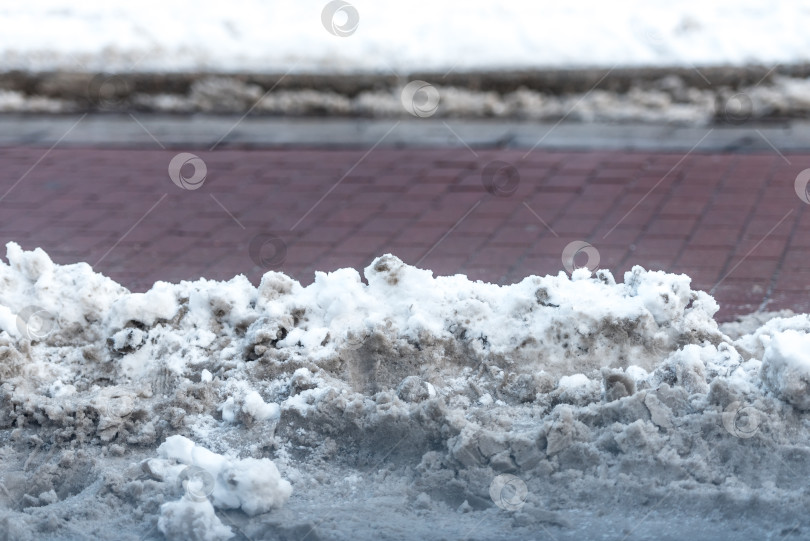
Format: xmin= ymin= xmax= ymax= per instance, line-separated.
xmin=2 ymin=148 xmax=810 ymax=322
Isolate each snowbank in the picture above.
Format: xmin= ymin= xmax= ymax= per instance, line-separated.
xmin=1 ymin=242 xmax=809 ymax=539
xmin=8 ymin=73 xmax=810 ymax=126
xmin=0 ymin=243 xmax=723 ymax=398
xmin=1 ymin=0 xmax=809 ymax=73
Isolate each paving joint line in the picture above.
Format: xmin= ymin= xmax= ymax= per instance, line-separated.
xmin=603 ymin=130 xmax=714 ymax=239
xmin=757 ymin=196 xmax=805 ymax=312
xmin=503 ymin=154 xmax=580 ymax=279
xmin=585 ymin=154 xmax=657 ymax=275
xmin=711 ymin=208 xmax=794 ymax=294
xmin=614 ymin=155 xmax=691 ymax=273
xmin=290 ymin=121 xmax=400 ymax=232
xmin=415 ymin=199 xmax=482 ymax=266
xmin=666 ymin=154 xmax=739 ymax=283
xmin=710 ymin=155 xmax=781 ymax=293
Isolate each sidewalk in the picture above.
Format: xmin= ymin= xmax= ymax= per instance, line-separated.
xmin=1 ymin=143 xmax=809 ymax=322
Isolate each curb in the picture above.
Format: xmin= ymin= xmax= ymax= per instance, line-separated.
xmin=0 ymin=115 xmax=808 ymax=151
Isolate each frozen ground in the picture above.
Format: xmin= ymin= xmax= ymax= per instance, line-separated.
xmin=1 ymin=243 xmax=810 ymax=539
xmin=1 ymin=0 xmax=809 ymax=73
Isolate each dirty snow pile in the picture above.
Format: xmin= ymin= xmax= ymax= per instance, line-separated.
xmin=1 ymin=242 xmax=810 ymax=539
xmin=7 ymin=74 xmax=810 ymax=126
xmin=127 ymin=74 xmax=810 ymax=125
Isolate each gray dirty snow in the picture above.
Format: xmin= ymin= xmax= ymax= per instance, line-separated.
xmin=0 ymin=245 xmax=809 ymax=540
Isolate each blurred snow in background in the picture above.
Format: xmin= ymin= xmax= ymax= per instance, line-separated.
xmin=0 ymin=0 xmax=808 ymax=73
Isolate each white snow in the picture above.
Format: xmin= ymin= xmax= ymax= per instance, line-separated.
xmin=760 ymin=330 xmax=810 ymax=410
xmin=0 ymin=0 xmax=809 ymax=73
xmin=557 ymin=374 xmax=591 ymax=390
xmin=158 ymin=497 xmax=234 ymax=541
xmin=220 ymin=388 xmax=281 ymax=424
xmin=241 ymin=391 xmax=280 ymax=422
xmin=154 ymin=435 xmax=292 ymax=515
xmin=0 ymin=243 xmax=722 ymax=384
xmin=107 ymin=283 xmax=180 ymax=329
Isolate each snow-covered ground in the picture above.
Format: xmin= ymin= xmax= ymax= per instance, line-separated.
xmin=1 ymin=0 xmax=809 ymax=73
xmin=2 ymin=243 xmax=810 ymax=539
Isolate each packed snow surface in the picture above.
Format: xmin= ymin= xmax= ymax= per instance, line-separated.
xmin=1 ymin=0 xmax=809 ymax=73
xmin=1 ymin=243 xmax=810 ymax=539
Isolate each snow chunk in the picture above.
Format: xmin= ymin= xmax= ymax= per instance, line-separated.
xmin=161 ymin=434 xmax=197 ymax=465
xmin=651 ymin=344 xmax=710 ymax=395
xmin=760 ymin=330 xmax=810 ymax=409
xmin=558 ymin=374 xmax=591 ymax=390
xmin=554 ymin=374 xmax=601 ymax=406
xmin=732 ymin=314 xmax=810 ymax=361
xmin=625 ymin=266 xmax=700 ymax=325
xmin=157 ymin=436 xmax=292 ymax=515
xmin=0 ymin=242 xmax=128 ymax=335
xmin=220 ymin=386 xmax=281 ymax=425
xmin=107 ymin=282 xmax=179 ymax=328
xmin=242 ymin=391 xmax=280 ymax=422
xmin=158 ymin=497 xmax=233 ymax=541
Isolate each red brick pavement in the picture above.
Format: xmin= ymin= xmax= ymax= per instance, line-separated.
xmin=1 ymin=147 xmax=809 ymax=321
